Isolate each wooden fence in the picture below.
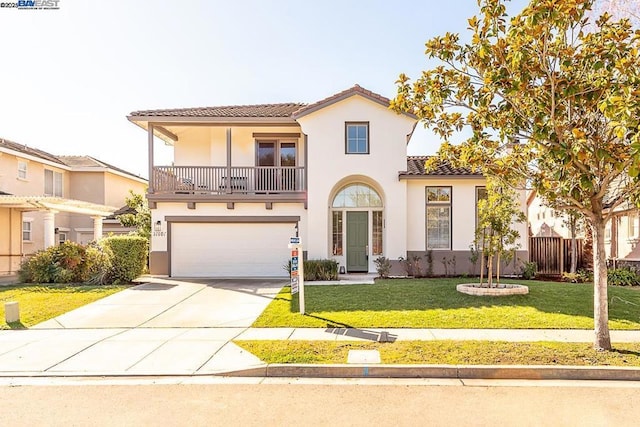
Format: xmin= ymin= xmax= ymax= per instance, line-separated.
xmin=529 ymin=237 xmax=584 ymax=276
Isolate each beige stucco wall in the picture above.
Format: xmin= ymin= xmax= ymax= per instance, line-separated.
xmin=172 ymin=125 xmax=304 ymax=167
xmin=606 ymin=210 xmax=640 ymax=260
xmin=67 ymin=171 xmax=147 ymax=241
xmin=406 ymin=178 xmax=528 ymax=253
xmin=296 ymin=95 xmax=416 ymax=272
xmin=150 ymin=202 xmax=307 ymax=253
xmin=0 ymin=152 xmax=69 ymax=197
xmin=0 ymin=207 xmax=23 ymax=274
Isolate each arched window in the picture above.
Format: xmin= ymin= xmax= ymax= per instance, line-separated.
xmin=332 ymin=183 xmax=382 ymax=208
xmin=331 ymin=183 xmax=384 ymax=260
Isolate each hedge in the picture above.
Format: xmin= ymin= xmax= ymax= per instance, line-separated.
xmin=100 ymin=235 xmax=148 ymax=283
xmin=19 ymin=236 xmax=148 ymax=285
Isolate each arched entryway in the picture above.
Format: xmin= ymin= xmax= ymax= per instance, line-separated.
xmin=330 ymin=182 xmax=384 ymax=273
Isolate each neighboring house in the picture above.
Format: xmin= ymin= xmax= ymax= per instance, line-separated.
xmin=527 ymin=191 xmax=575 ymax=238
xmin=128 ymin=84 xmax=529 ymax=278
xmin=0 ymin=139 xmax=147 ymax=275
xmin=604 ymin=201 xmax=640 ymax=261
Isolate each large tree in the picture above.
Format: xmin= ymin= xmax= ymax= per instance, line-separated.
xmin=392 ymin=0 xmax=640 ymax=350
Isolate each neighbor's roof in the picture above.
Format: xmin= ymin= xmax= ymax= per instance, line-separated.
xmin=58 ymin=155 xmax=147 ymax=183
xmin=0 ymin=138 xmax=67 ymax=166
xmin=400 ymin=156 xmax=483 ymax=178
xmin=0 ymin=138 xmax=145 ymax=182
xmin=129 ymin=103 xmax=307 ymax=118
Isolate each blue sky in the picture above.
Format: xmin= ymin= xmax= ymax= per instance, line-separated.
xmin=0 ymin=0 xmax=528 ymax=177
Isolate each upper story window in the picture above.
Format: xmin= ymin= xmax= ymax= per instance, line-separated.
xmin=44 ymin=169 xmax=63 ymax=197
xmin=17 ymin=161 xmax=27 ymax=180
xmin=345 ymin=122 xmax=369 ymax=154
xmin=426 ymin=186 xmax=451 ymax=250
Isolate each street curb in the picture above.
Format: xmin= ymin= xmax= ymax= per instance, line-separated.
xmin=220 ymin=364 xmax=640 ymax=381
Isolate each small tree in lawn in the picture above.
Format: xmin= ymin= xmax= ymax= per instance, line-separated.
xmin=117 ymin=191 xmax=151 ymax=240
xmin=475 ymin=177 xmax=526 ymax=287
xmin=391 ymin=0 xmax=640 ymax=350
xmin=563 ymin=209 xmax=585 ymax=274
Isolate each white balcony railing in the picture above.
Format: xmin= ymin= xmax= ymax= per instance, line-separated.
xmin=151 ymin=166 xmax=305 ymax=194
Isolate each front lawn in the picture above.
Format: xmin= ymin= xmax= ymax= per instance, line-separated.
xmin=0 ymin=284 xmax=128 ymax=329
xmin=253 ymin=278 xmax=640 ymax=329
xmin=236 ymin=340 xmax=640 ymax=366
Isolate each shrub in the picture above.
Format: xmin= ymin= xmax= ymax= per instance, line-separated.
xmin=101 ymin=235 xmax=148 ymax=283
xmin=607 ymin=268 xmax=640 ymax=287
xmin=562 ymin=269 xmax=592 ymax=283
xmin=374 ymin=256 xmax=392 ymax=278
xmin=398 ymin=255 xmax=423 ymax=277
xmin=521 ymin=261 xmax=537 ymax=280
xmin=84 ymin=244 xmax=114 ymax=285
xmin=19 ymin=241 xmax=90 ymax=284
xmin=303 ymin=259 xmax=338 ymax=281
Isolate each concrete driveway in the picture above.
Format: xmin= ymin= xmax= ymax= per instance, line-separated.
xmin=0 ymin=278 xmax=285 ymax=376
xmin=34 ymin=277 xmax=286 ymax=329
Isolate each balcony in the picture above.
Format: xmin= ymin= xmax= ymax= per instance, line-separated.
xmin=148 ymin=166 xmax=306 ymax=204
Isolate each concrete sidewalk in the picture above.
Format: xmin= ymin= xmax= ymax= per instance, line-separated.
xmin=1 ymin=276 xmax=640 ymax=380
xmin=1 ymin=326 xmax=640 ymax=378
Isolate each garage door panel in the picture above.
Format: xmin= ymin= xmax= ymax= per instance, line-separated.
xmin=171 ymin=223 xmax=293 ymax=277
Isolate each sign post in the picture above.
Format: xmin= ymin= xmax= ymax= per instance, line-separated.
xmin=288 ymin=236 xmax=305 ymax=314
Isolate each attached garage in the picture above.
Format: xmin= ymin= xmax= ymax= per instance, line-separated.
xmin=168 ymin=217 xmax=298 ymax=277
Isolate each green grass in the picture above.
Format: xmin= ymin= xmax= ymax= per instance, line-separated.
xmin=236 ymin=340 xmax=640 ymax=366
xmin=253 ymin=278 xmax=640 ymax=329
xmin=0 ymin=284 xmax=129 ymax=329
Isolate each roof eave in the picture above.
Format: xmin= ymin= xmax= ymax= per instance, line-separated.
xmin=399 ymin=174 xmax=485 ymax=180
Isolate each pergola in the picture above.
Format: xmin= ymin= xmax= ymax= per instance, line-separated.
xmin=0 ymin=195 xmax=116 ymax=248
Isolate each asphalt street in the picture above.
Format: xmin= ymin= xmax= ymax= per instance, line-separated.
xmin=1 ymin=378 xmax=638 ymax=426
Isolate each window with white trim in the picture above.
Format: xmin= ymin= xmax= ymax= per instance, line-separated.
xmin=44 ymin=169 xmax=63 ymax=197
xmin=22 ymin=220 xmax=32 ymax=241
xmin=18 ymin=161 xmax=27 ymax=179
xmin=426 ymin=187 xmax=451 ymax=250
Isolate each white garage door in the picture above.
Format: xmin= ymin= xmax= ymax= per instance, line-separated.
xmin=171 ymin=222 xmax=294 ymax=277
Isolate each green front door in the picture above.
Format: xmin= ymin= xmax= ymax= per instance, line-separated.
xmin=347 ymin=211 xmax=368 ymax=272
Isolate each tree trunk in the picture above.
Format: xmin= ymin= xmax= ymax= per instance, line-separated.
xmin=479 ymin=250 xmax=485 ymax=286
xmin=487 ymin=254 xmax=493 ymax=287
xmin=591 ymin=216 xmax=611 ymax=351
xmin=496 ymin=251 xmax=501 ymax=285
xmin=570 ymin=218 xmax=578 ymax=274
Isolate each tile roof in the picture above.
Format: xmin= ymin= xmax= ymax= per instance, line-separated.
xmin=292 ymin=84 xmax=398 ymax=119
xmin=105 ymin=204 xmax=135 ymax=220
xmin=57 ymin=155 xmax=146 ymax=181
xmin=129 ymin=103 xmax=307 ymax=118
xmin=129 ymin=85 xmax=416 ymax=121
xmin=401 ymin=156 xmax=483 ymax=177
xmin=0 ymin=137 xmax=67 ymax=166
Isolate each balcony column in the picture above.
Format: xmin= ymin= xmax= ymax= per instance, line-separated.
xmin=148 ymin=123 xmax=155 ymax=194
xmin=91 ymin=216 xmax=104 ymax=241
xmin=226 ymin=127 xmax=232 ymax=194
xmin=43 ymin=210 xmax=57 ymax=249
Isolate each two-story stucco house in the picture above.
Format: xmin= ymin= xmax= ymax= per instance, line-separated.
xmin=129 ymin=85 xmax=528 ymax=278
xmin=0 ymin=139 xmax=148 ymax=275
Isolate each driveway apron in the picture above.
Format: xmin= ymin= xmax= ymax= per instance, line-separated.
xmin=0 ymin=278 xmax=285 ymax=376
